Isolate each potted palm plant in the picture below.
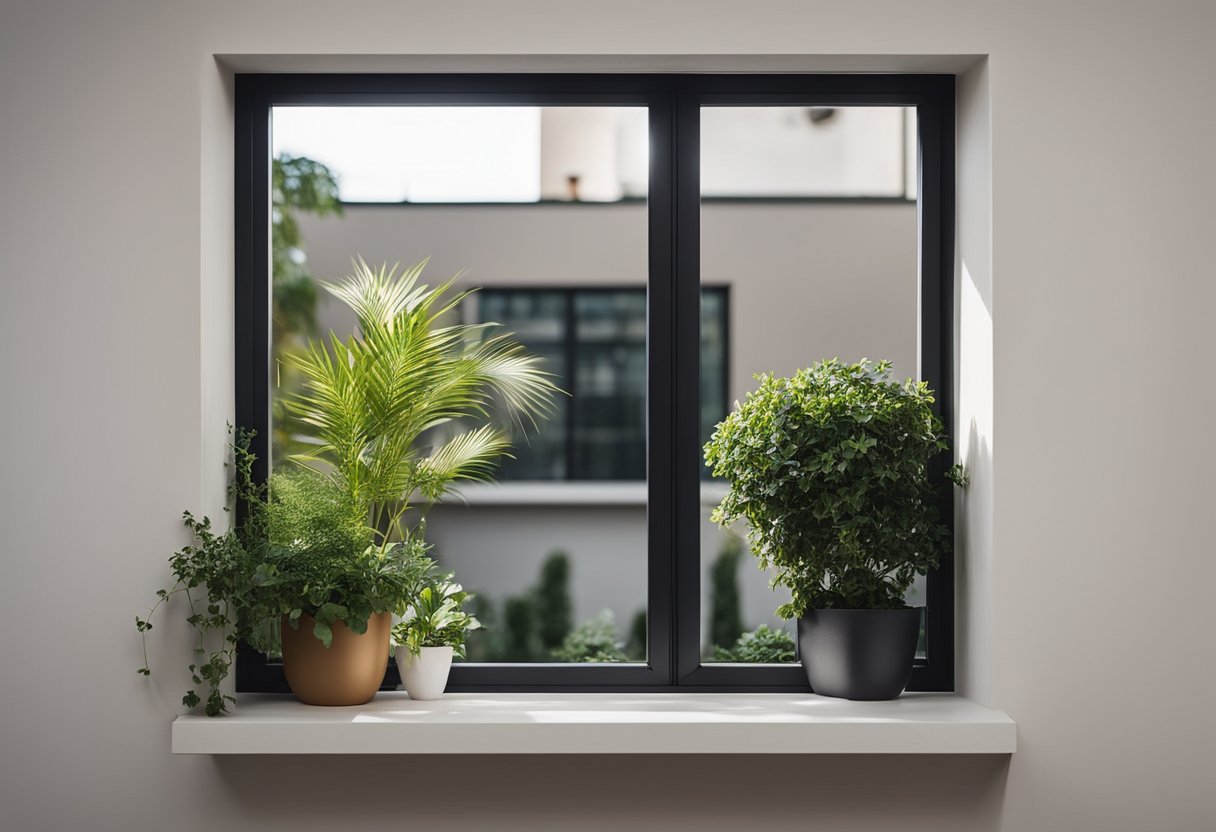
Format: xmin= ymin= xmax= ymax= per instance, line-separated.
xmin=138 ymin=258 xmax=556 ymax=711
xmin=704 ymin=359 xmax=964 ymax=700
xmin=392 ymin=578 xmax=480 ymax=700
xmin=274 ymin=257 xmax=555 ymax=704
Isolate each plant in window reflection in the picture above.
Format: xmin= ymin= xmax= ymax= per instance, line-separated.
xmin=391 ymin=578 xmax=481 ymax=658
xmin=704 ymin=359 xmax=965 ymax=615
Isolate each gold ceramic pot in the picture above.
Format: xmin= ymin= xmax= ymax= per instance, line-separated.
xmin=280 ymin=612 xmax=391 ymax=706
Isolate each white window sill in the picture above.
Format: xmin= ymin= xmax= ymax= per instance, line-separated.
xmin=436 ymin=481 xmax=728 ymax=507
xmin=171 ymin=692 xmax=1015 ymax=755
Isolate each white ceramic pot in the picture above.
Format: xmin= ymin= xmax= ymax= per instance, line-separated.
xmin=395 ymin=645 xmax=454 ymax=700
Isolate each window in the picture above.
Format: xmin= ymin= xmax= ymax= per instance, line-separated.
xmin=235 ymin=74 xmax=954 ymax=692
xmin=476 ymin=287 xmax=728 ymax=482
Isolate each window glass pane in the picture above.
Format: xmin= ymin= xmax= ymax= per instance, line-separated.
xmin=572 ymin=292 xmax=647 ymax=480
xmin=701 ymin=106 xmax=911 ymax=197
xmin=699 ymin=289 xmax=728 ymax=475
xmin=477 ymin=291 xmax=568 ymax=481
xmin=699 ymin=106 xmax=921 ymax=663
xmin=271 ymin=105 xmax=650 ymax=664
xmin=273 ymin=107 xmax=544 ymax=202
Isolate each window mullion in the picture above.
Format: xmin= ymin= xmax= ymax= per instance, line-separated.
xmin=564 ymin=290 xmax=577 ymax=481
xmin=672 ymin=80 xmax=704 ymax=682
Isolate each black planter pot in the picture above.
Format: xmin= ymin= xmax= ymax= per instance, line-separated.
xmin=797 ymin=608 xmax=921 ymax=701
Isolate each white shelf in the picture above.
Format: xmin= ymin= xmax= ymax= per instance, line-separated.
xmin=172 ymin=692 xmax=1015 ymax=755
xmin=436 ymin=481 xmax=729 ymax=506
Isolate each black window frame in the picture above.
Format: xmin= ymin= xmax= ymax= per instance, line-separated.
xmin=234 ymin=72 xmax=954 ymax=694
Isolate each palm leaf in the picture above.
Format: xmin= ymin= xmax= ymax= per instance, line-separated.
xmin=417 ymin=425 xmax=512 ymax=498
xmin=281 ymin=257 xmax=558 ymax=546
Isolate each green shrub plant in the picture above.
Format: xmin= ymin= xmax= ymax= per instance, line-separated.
xmin=705 ymin=359 xmax=964 ymax=618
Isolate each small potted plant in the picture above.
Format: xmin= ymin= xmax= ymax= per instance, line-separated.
xmin=705 ymin=359 xmax=964 ymax=700
xmin=392 ymin=579 xmax=481 ymax=700
xmin=275 ymin=258 xmax=553 ymax=703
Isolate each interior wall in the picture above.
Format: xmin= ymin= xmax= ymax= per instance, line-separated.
xmin=1 ymin=2 xmax=1213 ymax=831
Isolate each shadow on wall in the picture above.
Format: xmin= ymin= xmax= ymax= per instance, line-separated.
xmin=213 ymin=753 xmax=1010 ymax=831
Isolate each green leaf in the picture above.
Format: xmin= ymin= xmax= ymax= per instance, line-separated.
xmin=312 ymin=619 xmax=333 ymax=648
xmin=318 ymin=602 xmax=347 ymax=622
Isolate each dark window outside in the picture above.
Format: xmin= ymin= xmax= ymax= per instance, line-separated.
xmin=479 ymin=287 xmax=728 ymax=482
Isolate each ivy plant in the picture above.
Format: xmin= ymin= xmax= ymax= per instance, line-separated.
xmin=136 ymin=431 xmax=432 ymax=716
xmin=136 ymin=429 xmax=263 ymax=716
xmin=705 ymin=359 xmax=964 ymax=616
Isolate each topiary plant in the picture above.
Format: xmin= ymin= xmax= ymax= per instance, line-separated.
xmin=535 ymin=551 xmax=573 ymax=651
xmin=708 ymin=537 xmax=743 ymax=650
xmin=705 ymin=359 xmax=964 ymax=617
xmin=500 ymin=595 xmax=542 ymax=662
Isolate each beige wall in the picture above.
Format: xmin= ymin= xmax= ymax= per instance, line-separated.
xmin=1 ymin=2 xmax=1213 ymax=832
